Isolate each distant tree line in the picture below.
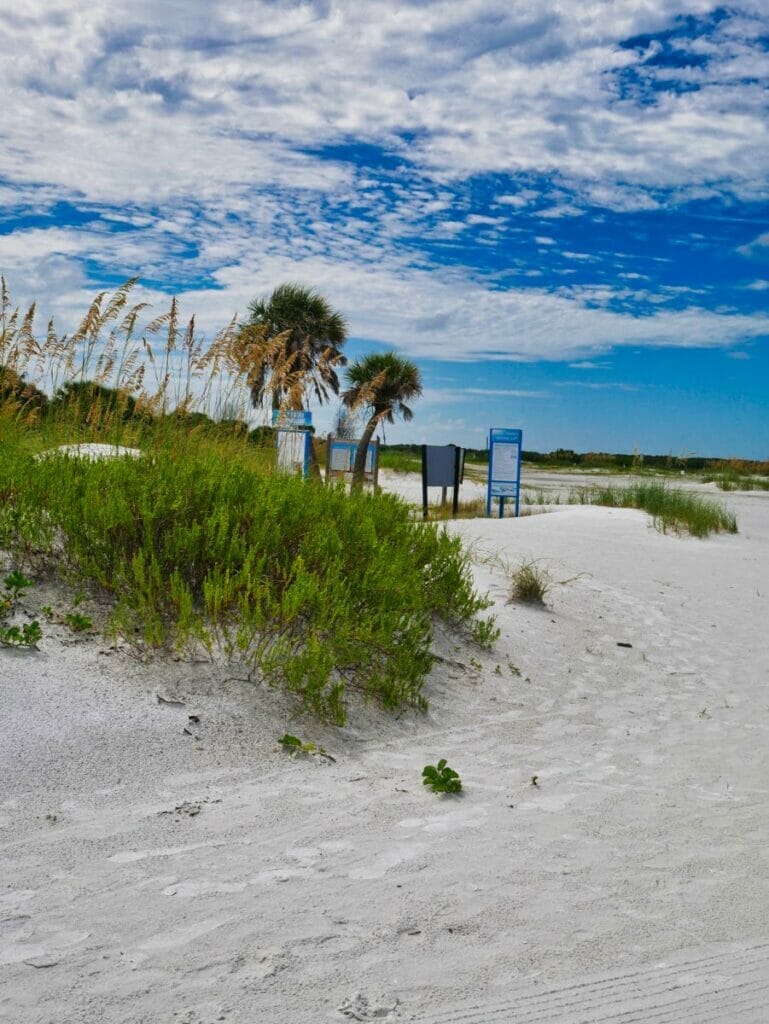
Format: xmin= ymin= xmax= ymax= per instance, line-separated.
xmin=380 ymin=443 xmax=769 ymax=475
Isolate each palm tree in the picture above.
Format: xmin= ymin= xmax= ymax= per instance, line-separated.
xmin=243 ymin=283 xmax=348 ymax=414
xmin=342 ymin=352 xmax=423 ymax=488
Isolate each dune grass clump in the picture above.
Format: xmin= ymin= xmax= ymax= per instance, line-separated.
xmin=509 ymin=560 xmax=551 ymax=605
xmin=568 ymin=482 xmax=737 ymax=538
xmin=702 ymin=471 xmax=769 ymax=492
xmin=0 ymin=433 xmax=496 ymax=726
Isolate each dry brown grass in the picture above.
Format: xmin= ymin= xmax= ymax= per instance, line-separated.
xmin=0 ymin=278 xmax=321 ymax=435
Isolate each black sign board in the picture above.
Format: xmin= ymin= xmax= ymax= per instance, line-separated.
xmin=421 ymin=444 xmax=463 ymax=518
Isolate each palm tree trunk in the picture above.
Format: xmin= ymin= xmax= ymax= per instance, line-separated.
xmin=351 ymin=415 xmax=378 ymax=490
xmin=308 ymin=431 xmax=323 ymax=481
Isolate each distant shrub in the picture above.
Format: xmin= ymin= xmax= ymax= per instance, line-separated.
xmin=702 ymin=471 xmax=769 ymax=493
xmin=0 ymin=366 xmax=48 ymax=417
xmin=46 ymin=381 xmax=149 ymax=429
xmin=379 ymin=449 xmax=422 ymax=474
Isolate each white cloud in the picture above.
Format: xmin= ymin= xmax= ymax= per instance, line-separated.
xmin=462 ymin=388 xmax=550 ymax=398
xmin=555 ymin=380 xmax=640 ymax=392
xmin=537 ymin=204 xmax=585 ymax=219
xmin=738 ymin=233 xmax=769 ymax=257
xmin=1 ymin=1 xmax=768 ymax=375
xmin=1 ymin=1 xmax=767 ymax=207
xmin=4 ymin=230 xmax=767 ymax=368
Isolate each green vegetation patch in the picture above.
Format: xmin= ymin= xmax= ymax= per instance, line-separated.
xmin=0 ymin=436 xmax=495 ymax=725
xmin=0 ymin=570 xmax=41 ymax=648
xmin=422 ymin=759 xmax=462 ymax=794
xmin=510 ymin=560 xmax=551 ymax=605
xmin=568 ymin=482 xmax=737 ymax=538
xmin=702 ymin=471 xmax=769 ymax=492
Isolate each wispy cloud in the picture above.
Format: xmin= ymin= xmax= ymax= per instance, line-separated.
xmin=738 ymin=233 xmax=769 ymax=257
xmin=555 ymin=381 xmax=641 ymax=392
xmin=462 ymin=388 xmax=550 ymax=398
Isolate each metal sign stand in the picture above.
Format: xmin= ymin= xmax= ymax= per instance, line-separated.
xmin=486 ymin=428 xmax=522 ymax=518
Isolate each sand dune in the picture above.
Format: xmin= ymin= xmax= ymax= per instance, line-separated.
xmin=1 ymin=473 xmax=767 ymax=1023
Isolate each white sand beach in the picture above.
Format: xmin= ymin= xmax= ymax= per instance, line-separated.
xmin=2 ymin=472 xmax=768 ymax=1023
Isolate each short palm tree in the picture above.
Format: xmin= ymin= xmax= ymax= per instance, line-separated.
xmin=242 ymin=283 xmax=348 ymax=413
xmin=342 ymin=352 xmax=423 ymax=487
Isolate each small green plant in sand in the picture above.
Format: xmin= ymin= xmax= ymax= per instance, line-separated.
xmin=65 ymin=611 xmax=93 ymax=632
xmin=510 ymin=560 xmax=551 ymax=605
xmin=0 ymin=571 xmax=42 ymax=648
xmin=278 ymin=734 xmax=335 ymax=762
xmin=472 ymin=614 xmax=500 ymax=647
xmin=279 ymin=734 xmax=321 ymax=755
xmin=0 ymin=620 xmax=42 ymax=648
xmin=1 ymin=570 xmax=32 ymax=609
xmin=422 ymin=759 xmax=462 ymax=794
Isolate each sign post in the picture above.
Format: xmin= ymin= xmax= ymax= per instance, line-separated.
xmin=486 ymin=428 xmax=522 ymax=518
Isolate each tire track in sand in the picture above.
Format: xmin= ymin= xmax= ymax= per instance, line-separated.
xmin=415 ymin=942 xmax=769 ymax=1024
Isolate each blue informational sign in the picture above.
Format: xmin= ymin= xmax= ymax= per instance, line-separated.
xmin=486 ymin=428 xmax=522 ymax=518
xmin=275 ymin=410 xmax=313 ymax=478
xmin=272 ymin=408 xmax=312 ymax=427
xmin=329 ymin=440 xmax=376 ymax=476
xmin=276 ymin=428 xmax=311 ymax=477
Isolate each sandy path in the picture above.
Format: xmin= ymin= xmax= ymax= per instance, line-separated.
xmin=1 ymin=479 xmax=768 ymax=1022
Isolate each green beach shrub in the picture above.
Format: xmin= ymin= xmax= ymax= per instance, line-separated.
xmin=0 ymin=433 xmax=495 ymax=725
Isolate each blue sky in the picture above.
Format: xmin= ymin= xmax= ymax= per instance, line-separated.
xmin=1 ymin=2 xmax=768 ymax=457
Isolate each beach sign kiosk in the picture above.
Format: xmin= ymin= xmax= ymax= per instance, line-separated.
xmin=274 ymin=409 xmax=313 ymax=478
xmin=486 ymin=428 xmax=522 ymax=518
xmin=325 ymin=435 xmax=380 ymax=487
xmin=421 ymin=444 xmax=464 ymax=518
